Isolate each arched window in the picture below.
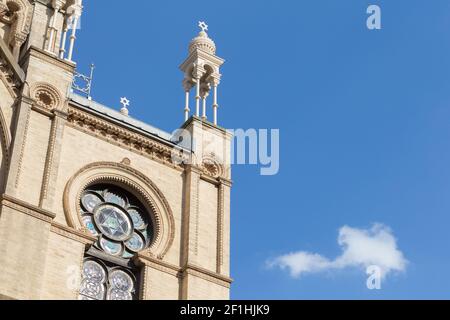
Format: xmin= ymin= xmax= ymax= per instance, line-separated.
xmin=79 ymin=183 xmax=154 ymax=300
xmin=79 ymin=258 xmax=138 ymax=300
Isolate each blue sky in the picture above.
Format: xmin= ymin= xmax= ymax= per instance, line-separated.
xmin=75 ymin=1 xmax=450 ymax=299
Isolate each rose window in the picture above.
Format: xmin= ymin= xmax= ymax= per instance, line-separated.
xmin=80 ymin=184 xmax=153 ymax=259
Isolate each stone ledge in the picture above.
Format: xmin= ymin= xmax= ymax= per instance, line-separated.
xmin=182 ymin=264 xmax=233 ymax=288
xmin=1 ymin=194 xmax=56 ymax=221
xmin=21 ymin=46 xmax=76 ymax=73
xmin=51 ymin=221 xmax=97 ymax=245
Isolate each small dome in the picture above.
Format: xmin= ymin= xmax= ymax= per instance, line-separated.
xmin=189 ymin=31 xmax=216 ymax=55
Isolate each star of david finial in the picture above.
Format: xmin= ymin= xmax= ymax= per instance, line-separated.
xmin=198 ymin=21 xmax=208 ymax=33
xmin=120 ymin=97 xmax=130 ymax=116
xmin=120 ymin=97 xmax=130 ymax=108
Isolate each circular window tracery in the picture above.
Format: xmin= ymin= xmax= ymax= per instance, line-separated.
xmin=80 ymin=184 xmax=154 ymax=259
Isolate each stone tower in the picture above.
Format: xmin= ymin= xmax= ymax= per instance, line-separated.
xmin=0 ymin=1 xmax=232 ymax=300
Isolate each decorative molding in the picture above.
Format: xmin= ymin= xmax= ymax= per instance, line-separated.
xmin=63 ymin=162 xmax=176 ymax=260
xmin=218 ymin=177 xmax=233 ymax=188
xmin=0 ymin=0 xmax=33 ymax=49
xmin=136 ymin=255 xmax=233 ymax=288
xmin=182 ymin=264 xmax=233 ymax=288
xmin=216 ymin=183 xmax=224 ymax=274
xmin=51 ymin=221 xmax=97 ymax=244
xmin=39 ymin=116 xmax=62 ymax=207
xmin=121 ymin=157 xmax=131 ymax=166
xmin=24 ymin=46 xmax=76 ymax=73
xmin=136 ymin=254 xmax=180 ymax=277
xmin=0 ymin=35 xmax=25 ymax=80
xmin=14 ymin=105 xmax=30 ymax=188
xmin=30 ymin=82 xmax=63 ymax=111
xmin=201 ymin=154 xmax=224 ymax=179
xmin=194 ymin=172 xmax=200 ymax=256
xmin=1 ymin=193 xmax=56 ymax=222
xmin=0 ymin=52 xmax=21 ymax=96
xmin=66 ymin=106 xmax=190 ymax=172
xmin=139 ymin=262 xmax=149 ymax=300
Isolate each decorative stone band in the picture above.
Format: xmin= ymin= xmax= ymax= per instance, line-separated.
xmin=136 ymin=254 xmax=233 ymax=289
xmin=51 ymin=221 xmax=97 ymax=245
xmin=1 ymin=194 xmax=56 ymax=223
xmin=181 ymin=264 xmax=233 ymax=289
xmin=67 ymin=107 xmax=190 ymax=171
xmin=67 ymin=106 xmax=229 ymax=181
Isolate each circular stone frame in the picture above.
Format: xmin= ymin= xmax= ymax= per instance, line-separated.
xmin=63 ymin=162 xmax=175 ymax=259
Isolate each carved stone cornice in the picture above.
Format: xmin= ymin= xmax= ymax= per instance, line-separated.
xmin=66 ymin=106 xmax=190 ymax=171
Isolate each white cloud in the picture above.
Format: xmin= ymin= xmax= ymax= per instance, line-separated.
xmin=269 ymin=224 xmax=407 ymax=279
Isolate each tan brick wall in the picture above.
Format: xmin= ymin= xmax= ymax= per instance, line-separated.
xmin=184 ymin=274 xmax=230 ymax=300
xmin=197 ymin=180 xmax=218 ymax=272
xmin=143 ymin=266 xmax=179 ymax=300
xmin=15 ymin=112 xmax=51 ymax=205
xmin=40 ymin=231 xmax=85 ymax=300
xmin=27 ymin=2 xmax=52 ymax=52
xmin=0 ymin=205 xmax=51 ymax=300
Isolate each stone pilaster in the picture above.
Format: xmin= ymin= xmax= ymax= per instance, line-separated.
xmin=181 ymin=164 xmax=203 ymax=267
xmin=39 ymin=110 xmax=67 ymax=210
xmin=217 ymin=178 xmax=232 ymax=276
xmin=4 ymin=97 xmax=32 ymax=198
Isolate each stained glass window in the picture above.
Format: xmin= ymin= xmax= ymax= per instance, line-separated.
xmin=80 ymin=184 xmax=154 ymax=259
xmin=79 ymin=259 xmax=137 ymax=301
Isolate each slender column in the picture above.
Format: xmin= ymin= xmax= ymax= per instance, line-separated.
xmin=195 ymin=80 xmax=201 ymax=117
xmin=67 ymin=14 xmax=79 ymax=61
xmin=47 ymin=4 xmax=61 ymax=53
xmin=212 ymin=85 xmax=218 ymax=125
xmin=184 ymin=91 xmax=190 ymax=121
xmin=59 ymin=18 xmax=69 ymax=59
xmin=202 ymin=95 xmax=207 ymax=120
